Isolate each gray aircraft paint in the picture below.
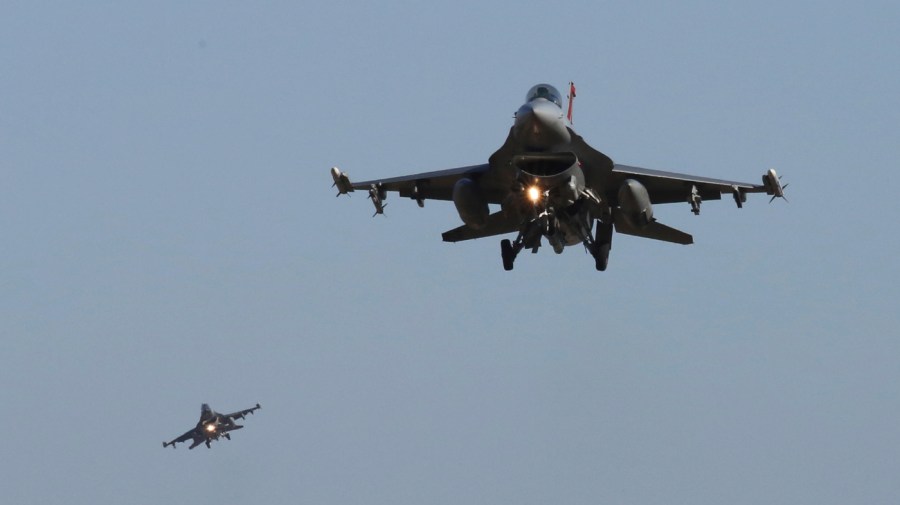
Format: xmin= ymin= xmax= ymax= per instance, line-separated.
xmin=163 ymin=403 xmax=261 ymax=450
xmin=331 ymin=83 xmax=784 ymax=271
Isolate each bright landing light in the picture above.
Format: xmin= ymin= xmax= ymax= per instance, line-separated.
xmin=205 ymin=423 xmax=217 ymax=433
xmin=527 ymin=186 xmax=541 ymax=203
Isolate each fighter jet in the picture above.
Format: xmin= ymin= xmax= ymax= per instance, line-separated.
xmin=331 ymin=83 xmax=785 ymax=271
xmin=163 ymin=403 xmax=260 ymax=449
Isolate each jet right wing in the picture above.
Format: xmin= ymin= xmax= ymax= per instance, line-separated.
xmin=331 ymin=164 xmax=494 ymax=204
xmin=163 ymin=429 xmax=198 ymax=449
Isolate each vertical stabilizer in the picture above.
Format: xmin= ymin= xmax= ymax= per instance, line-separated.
xmin=566 ymin=82 xmax=576 ymax=123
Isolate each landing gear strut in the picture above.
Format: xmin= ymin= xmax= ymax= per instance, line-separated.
xmin=500 ymin=217 xmax=546 ymax=271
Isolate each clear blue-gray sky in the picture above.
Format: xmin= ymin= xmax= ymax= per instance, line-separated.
xmin=2 ymin=1 xmax=899 ymax=504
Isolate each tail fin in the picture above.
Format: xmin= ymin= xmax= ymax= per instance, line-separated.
xmin=566 ymin=82 xmax=576 ymax=123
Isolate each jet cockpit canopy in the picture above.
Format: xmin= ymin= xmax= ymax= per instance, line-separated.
xmin=526 ymin=84 xmax=562 ymax=108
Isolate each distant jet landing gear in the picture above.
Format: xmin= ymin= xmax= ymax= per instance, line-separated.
xmin=590 ymin=221 xmax=613 ymax=271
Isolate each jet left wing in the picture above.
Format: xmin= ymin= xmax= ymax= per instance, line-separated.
xmin=611 ymin=164 xmax=775 ymax=207
xmin=225 ymin=403 xmax=261 ymax=421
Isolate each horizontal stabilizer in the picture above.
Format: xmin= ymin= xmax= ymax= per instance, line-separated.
xmin=614 ymin=214 xmax=693 ymax=245
xmin=442 ymin=211 xmax=519 ymax=242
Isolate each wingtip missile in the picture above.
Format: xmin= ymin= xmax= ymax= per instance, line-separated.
xmin=762 ymin=169 xmax=788 ymax=203
xmin=331 ymin=167 xmax=353 ymax=196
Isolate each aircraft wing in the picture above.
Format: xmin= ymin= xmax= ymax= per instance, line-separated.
xmin=332 ymin=164 xmax=496 ymax=203
xmin=611 ymin=164 xmax=769 ymax=205
xmin=163 ymin=428 xmax=198 ymax=448
xmin=225 ymin=403 xmax=261 ymax=421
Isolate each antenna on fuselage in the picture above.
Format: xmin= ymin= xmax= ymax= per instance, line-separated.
xmin=566 ymin=82 xmax=576 ymax=124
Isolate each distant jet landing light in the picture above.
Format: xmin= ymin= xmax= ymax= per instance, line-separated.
xmin=163 ymin=402 xmax=261 ymax=450
xmin=527 ymin=186 xmax=541 ymax=203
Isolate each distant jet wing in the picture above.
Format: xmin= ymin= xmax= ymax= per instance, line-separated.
xmin=225 ymin=403 xmax=261 ymax=421
xmin=442 ymin=210 xmax=519 ymax=242
xmin=164 ymin=428 xmax=198 ymax=448
xmin=348 ymin=164 xmax=493 ymax=202
xmin=611 ymin=164 xmax=766 ymax=205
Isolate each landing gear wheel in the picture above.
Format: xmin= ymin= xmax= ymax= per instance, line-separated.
xmin=594 ymin=243 xmax=610 ymax=271
xmin=501 ymin=239 xmax=515 ymax=271
xmin=592 ymin=221 xmax=613 ymax=271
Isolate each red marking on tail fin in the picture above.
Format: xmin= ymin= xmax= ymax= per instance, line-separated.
xmin=566 ymin=82 xmax=576 ymax=123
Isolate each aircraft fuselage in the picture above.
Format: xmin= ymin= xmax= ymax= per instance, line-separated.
xmin=503 ymin=85 xmax=595 ymax=250
xmin=512 ymin=98 xmax=571 ymax=150
xmin=329 ymin=82 xmax=782 ymax=271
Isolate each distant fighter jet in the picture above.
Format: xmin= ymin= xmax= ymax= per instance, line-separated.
xmin=331 ymin=83 xmax=785 ymax=270
xmin=163 ymin=403 xmax=260 ymax=449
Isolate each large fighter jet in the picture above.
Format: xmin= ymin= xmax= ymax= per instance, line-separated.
xmin=163 ymin=403 xmax=260 ymax=449
xmin=331 ymin=83 xmax=785 ymax=271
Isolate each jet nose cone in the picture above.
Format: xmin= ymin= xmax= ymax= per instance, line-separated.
xmin=526 ymin=100 xmax=561 ymax=123
xmin=513 ymin=100 xmax=570 ymax=149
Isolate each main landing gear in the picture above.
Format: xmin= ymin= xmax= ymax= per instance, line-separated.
xmin=500 ymin=217 xmax=613 ymax=271
xmin=590 ymin=221 xmax=613 ymax=271
xmin=500 ymin=216 xmax=547 ymax=271
xmin=500 ymin=239 xmax=519 ymax=271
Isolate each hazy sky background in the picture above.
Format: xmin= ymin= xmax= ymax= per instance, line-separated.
xmin=2 ymin=1 xmax=899 ymax=504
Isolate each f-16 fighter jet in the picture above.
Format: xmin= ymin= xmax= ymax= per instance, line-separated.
xmin=163 ymin=403 xmax=260 ymax=449
xmin=331 ymin=83 xmax=785 ymax=271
